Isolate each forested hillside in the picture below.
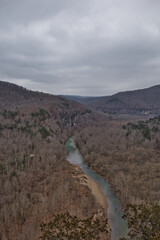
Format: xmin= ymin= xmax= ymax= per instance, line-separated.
xmin=0 ymin=81 xmax=109 ymax=240
xmin=0 ymin=81 xmax=160 ymax=240
xmin=75 ymin=117 xmax=160 ymax=206
xmin=63 ymin=85 xmax=160 ymax=116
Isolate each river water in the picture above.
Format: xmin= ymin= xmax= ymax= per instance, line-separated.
xmin=65 ymin=137 xmax=128 ymax=240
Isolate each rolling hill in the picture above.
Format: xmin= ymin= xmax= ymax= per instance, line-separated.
xmin=0 ymin=81 xmax=108 ymax=240
xmin=63 ymin=85 xmax=160 ymax=116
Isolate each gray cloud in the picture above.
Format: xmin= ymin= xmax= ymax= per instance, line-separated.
xmin=0 ymin=0 xmax=160 ymax=96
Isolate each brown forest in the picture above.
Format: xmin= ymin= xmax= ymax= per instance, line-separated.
xmin=0 ymin=81 xmax=160 ymax=240
xmin=75 ymin=118 xmax=160 ymax=206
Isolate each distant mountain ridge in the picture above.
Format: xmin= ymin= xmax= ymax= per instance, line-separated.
xmin=62 ymin=85 xmax=160 ymax=116
xmin=1 ymin=81 xmax=160 ymax=116
xmin=59 ymin=95 xmax=98 ymax=104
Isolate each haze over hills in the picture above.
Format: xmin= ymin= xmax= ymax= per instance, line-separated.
xmin=62 ymin=85 xmax=160 ymax=116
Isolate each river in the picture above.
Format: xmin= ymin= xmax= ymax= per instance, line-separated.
xmin=65 ymin=137 xmax=128 ymax=240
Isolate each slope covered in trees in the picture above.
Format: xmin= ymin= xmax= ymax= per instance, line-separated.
xmin=75 ymin=117 xmax=160 ymax=206
xmin=0 ymin=81 xmax=160 ymax=240
xmin=0 ymin=81 xmax=109 ymax=240
xmin=121 ymin=203 xmax=160 ymax=240
xmin=63 ymin=85 xmax=160 ymax=116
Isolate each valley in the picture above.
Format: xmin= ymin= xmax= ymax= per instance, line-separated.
xmin=0 ymin=81 xmax=159 ymax=240
xmin=63 ymin=85 xmax=160 ymax=116
xmin=66 ymin=137 xmax=128 ymax=240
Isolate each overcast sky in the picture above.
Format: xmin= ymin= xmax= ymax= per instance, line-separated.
xmin=0 ymin=0 xmax=160 ymax=96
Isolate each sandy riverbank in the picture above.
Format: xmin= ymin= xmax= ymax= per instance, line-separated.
xmin=72 ymin=165 xmax=108 ymax=214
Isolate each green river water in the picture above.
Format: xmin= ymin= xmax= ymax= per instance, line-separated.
xmin=65 ymin=137 xmax=128 ymax=240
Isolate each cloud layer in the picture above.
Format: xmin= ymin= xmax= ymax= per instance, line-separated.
xmin=0 ymin=0 xmax=160 ymax=95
